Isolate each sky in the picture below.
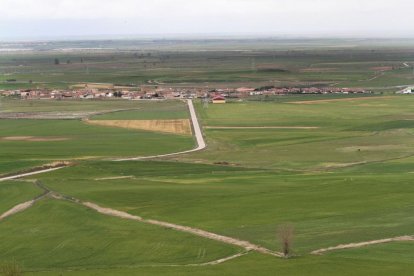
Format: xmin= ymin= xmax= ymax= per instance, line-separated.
xmin=0 ymin=0 xmax=413 ymax=39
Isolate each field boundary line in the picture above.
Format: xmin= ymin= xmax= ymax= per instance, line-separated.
xmin=311 ymin=235 xmax=414 ymax=255
xmin=0 ymin=167 xmax=66 ymax=182
xmin=115 ymin=99 xmax=206 ymax=161
xmin=289 ymin=96 xmax=395 ymax=104
xmin=0 ymin=192 xmax=50 ymax=221
xmin=81 ymin=201 xmax=282 ymax=257
xmin=46 ymin=188 xmax=282 ymax=257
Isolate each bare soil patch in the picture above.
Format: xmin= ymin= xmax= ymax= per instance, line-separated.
xmin=371 ymin=66 xmax=393 ymax=71
xmin=1 ymin=136 xmax=70 ymax=142
xmin=82 ymin=201 xmax=282 ymax=257
xmin=300 ymin=68 xmax=338 ymax=72
xmin=0 ymin=200 xmax=36 ymax=220
xmin=311 ymin=236 xmax=414 ymax=255
xmin=85 ymin=119 xmax=192 ymax=136
xmin=338 ymin=145 xmax=405 ymax=152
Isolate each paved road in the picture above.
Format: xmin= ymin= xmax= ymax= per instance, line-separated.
xmin=115 ymin=99 xmax=206 ymax=161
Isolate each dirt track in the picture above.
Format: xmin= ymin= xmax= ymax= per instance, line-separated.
xmin=83 ymin=201 xmax=282 ymax=257
xmin=0 ymin=200 xmax=36 ymax=220
xmin=115 ymin=100 xmax=206 ymax=161
xmin=0 ymin=167 xmax=66 ymax=182
xmin=0 ymin=190 xmax=49 ymax=221
xmin=311 ymin=235 xmax=414 ymax=255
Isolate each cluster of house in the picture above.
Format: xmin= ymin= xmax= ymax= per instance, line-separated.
xmin=0 ymin=85 xmax=371 ymax=102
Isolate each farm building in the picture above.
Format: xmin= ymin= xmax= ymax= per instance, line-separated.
xmin=212 ymin=96 xmax=226 ymax=104
xmin=398 ymin=87 xmax=414 ymax=94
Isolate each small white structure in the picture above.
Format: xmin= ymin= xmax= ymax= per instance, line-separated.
xmin=398 ymin=87 xmax=414 ymax=94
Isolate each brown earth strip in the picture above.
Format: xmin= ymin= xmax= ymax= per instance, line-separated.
xmin=85 ymin=119 xmax=192 ymax=136
xmin=82 ymin=201 xmax=282 ymax=257
xmin=1 ymin=136 xmax=70 ymax=142
xmin=0 ymin=190 xmax=50 ymax=221
xmin=311 ymin=236 xmax=414 ymax=255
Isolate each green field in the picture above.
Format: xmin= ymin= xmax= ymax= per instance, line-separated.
xmin=1 ymin=38 xmax=414 ymax=90
xmin=0 ymin=98 xmax=187 ymax=114
xmin=1 ymin=41 xmax=414 ymax=274
xmin=0 ymin=180 xmax=43 ymax=214
xmin=185 ymin=96 xmax=414 ymax=170
xmin=34 ymin=158 xmax=414 ymax=255
xmin=0 ymin=199 xmax=239 ymax=271
xmin=0 ymin=99 xmax=194 ymax=169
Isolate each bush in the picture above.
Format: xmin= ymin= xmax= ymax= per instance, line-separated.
xmin=0 ymin=260 xmax=22 ymax=276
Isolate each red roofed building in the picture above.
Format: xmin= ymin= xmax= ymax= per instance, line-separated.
xmin=212 ymin=95 xmax=226 ymax=104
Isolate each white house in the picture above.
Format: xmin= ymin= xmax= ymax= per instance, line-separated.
xmin=398 ymin=87 xmax=414 ymax=94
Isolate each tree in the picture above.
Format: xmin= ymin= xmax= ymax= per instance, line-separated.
xmin=278 ymin=224 xmax=294 ymax=258
xmin=54 ymin=58 xmax=60 ymax=65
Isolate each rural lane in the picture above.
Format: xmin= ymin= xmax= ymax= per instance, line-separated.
xmin=83 ymin=201 xmax=282 ymax=257
xmin=0 ymin=167 xmax=65 ymax=182
xmin=311 ymin=235 xmax=414 ymax=255
xmin=115 ymin=99 xmax=206 ymax=161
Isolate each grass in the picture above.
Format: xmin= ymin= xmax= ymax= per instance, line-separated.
xmin=180 ymin=96 xmax=414 ymax=169
xmin=0 ymin=160 xmax=46 ymax=176
xmin=24 ymin=252 xmax=414 ymax=276
xmin=90 ymin=102 xmax=189 ymax=120
xmin=0 ymin=100 xmax=193 ymax=163
xmin=327 ymin=242 xmax=414 ymax=264
xmin=0 ymin=180 xmax=43 ymax=214
xmin=1 ymin=59 xmax=414 ymax=273
xmin=0 ymin=199 xmax=239 ymax=271
xmin=1 ymin=40 xmax=414 ymax=89
xmin=35 ymin=160 xmax=414 ymax=255
xmin=0 ymin=119 xmax=194 ymax=161
xmin=0 ymin=98 xmax=187 ymax=114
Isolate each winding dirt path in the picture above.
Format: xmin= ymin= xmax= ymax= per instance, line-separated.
xmin=0 ymin=167 xmax=66 ymax=182
xmin=198 ymin=251 xmax=249 ymax=266
xmin=82 ymin=201 xmax=282 ymax=257
xmin=0 ymin=192 xmax=49 ymax=221
xmin=311 ymin=235 xmax=414 ymax=255
xmin=0 ymin=200 xmax=36 ymax=221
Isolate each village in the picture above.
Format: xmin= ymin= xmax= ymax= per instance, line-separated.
xmin=0 ymin=85 xmax=372 ymax=102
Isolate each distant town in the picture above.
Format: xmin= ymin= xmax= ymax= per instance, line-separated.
xmin=0 ymin=85 xmax=373 ymax=101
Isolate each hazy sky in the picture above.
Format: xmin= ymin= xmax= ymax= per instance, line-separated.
xmin=0 ymin=0 xmax=413 ymax=39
